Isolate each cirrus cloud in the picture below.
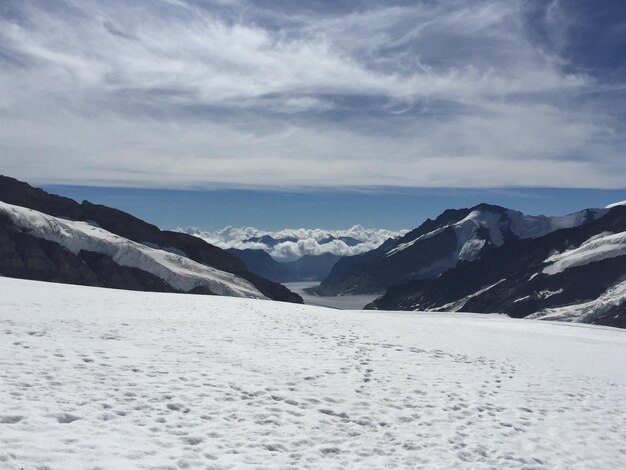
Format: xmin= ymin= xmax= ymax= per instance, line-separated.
xmin=0 ymin=0 xmax=624 ymax=189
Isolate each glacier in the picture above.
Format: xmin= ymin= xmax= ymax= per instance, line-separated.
xmin=1 ymin=277 xmax=625 ymax=469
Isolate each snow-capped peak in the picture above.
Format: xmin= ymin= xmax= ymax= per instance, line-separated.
xmin=387 ymin=206 xmax=606 ymax=259
xmin=606 ymin=200 xmax=626 ymax=209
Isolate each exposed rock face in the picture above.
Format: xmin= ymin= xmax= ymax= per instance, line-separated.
xmin=0 ymin=175 xmax=301 ymax=303
xmin=366 ymin=205 xmax=626 ymax=328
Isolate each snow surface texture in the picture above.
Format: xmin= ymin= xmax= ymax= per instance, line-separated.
xmin=543 ymin=230 xmax=626 ymax=275
xmin=0 ymin=201 xmax=265 ymax=299
xmin=1 ymin=277 xmax=625 ymax=469
xmin=184 ymin=225 xmax=407 ymax=260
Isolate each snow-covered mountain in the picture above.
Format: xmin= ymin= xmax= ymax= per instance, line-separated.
xmin=2 ymin=277 xmax=625 ymax=468
xmin=316 ymin=203 xmax=607 ymax=295
xmin=0 ymin=201 xmax=264 ymax=298
xmin=0 ymin=175 xmax=301 ymax=302
xmin=368 ymin=204 xmax=626 ymax=328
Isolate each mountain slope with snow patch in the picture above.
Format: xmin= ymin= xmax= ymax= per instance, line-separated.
xmin=543 ymin=231 xmax=626 ymax=275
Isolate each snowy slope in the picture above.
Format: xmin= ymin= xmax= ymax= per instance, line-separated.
xmin=506 ymin=208 xmax=606 ymax=239
xmin=0 ymin=201 xmax=265 ymax=299
xmin=528 ymin=279 xmax=626 ymax=324
xmin=543 ymin=230 xmax=626 ymax=274
xmin=1 ymin=277 xmax=625 ymax=469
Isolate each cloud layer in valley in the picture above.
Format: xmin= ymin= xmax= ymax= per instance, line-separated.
xmin=1 ymin=0 xmax=625 ymax=188
xmin=185 ymin=225 xmax=407 ymax=260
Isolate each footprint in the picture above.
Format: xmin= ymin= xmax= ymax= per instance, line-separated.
xmin=54 ymin=413 xmax=81 ymax=424
xmin=166 ymin=403 xmax=190 ymax=413
xmin=0 ymin=415 xmax=23 ymax=424
xmin=182 ymin=436 xmax=203 ymax=445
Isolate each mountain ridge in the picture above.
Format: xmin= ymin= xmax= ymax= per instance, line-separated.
xmin=366 ymin=204 xmax=626 ymax=328
xmin=0 ymin=176 xmax=302 ymax=303
xmin=316 ymin=203 xmax=607 ymax=296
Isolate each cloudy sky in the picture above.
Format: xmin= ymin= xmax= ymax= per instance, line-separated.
xmin=2 ymin=0 xmax=625 ymax=190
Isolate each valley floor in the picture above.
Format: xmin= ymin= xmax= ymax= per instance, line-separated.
xmin=1 ymin=278 xmax=625 ymax=469
xmin=284 ymin=281 xmax=380 ymax=310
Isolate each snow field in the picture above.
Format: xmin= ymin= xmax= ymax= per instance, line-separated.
xmin=1 ymin=277 xmax=625 ymax=469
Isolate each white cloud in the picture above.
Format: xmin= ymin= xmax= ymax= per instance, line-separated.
xmin=0 ymin=0 xmax=624 ymax=189
xmin=185 ymin=225 xmax=407 ymax=260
